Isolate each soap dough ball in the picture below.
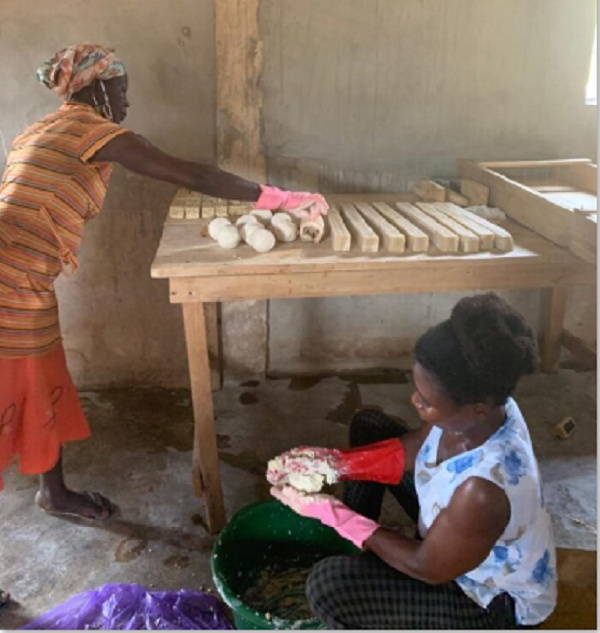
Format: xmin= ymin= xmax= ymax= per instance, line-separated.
xmin=208 ymin=217 xmax=232 ymax=240
xmin=217 ymin=224 xmax=241 ymax=249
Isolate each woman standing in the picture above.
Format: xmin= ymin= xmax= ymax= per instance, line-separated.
xmin=0 ymin=43 xmax=327 ymax=545
xmin=269 ymin=293 xmax=557 ymax=629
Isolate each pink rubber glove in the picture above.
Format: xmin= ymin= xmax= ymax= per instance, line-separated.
xmin=267 ymin=439 xmax=405 ymax=489
xmin=270 ymin=485 xmax=379 ymax=549
xmin=255 ymin=185 xmax=329 ymax=220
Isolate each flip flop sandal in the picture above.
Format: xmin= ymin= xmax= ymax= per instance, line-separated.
xmin=35 ymin=491 xmax=114 ymax=522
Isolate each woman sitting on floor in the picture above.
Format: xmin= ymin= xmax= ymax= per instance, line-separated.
xmin=269 ymin=292 xmax=557 ymax=629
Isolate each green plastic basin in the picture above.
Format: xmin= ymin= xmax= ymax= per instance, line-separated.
xmin=211 ymin=500 xmax=359 ymax=630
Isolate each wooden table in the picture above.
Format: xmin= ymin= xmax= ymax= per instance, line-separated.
xmin=151 ymin=194 xmax=595 ymax=534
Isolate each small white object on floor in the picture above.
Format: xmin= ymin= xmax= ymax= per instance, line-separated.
xmin=465 ymin=206 xmax=507 ymax=221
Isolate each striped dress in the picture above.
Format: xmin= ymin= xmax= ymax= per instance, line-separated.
xmin=0 ymin=102 xmax=128 ymax=357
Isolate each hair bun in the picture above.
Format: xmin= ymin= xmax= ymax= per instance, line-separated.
xmin=450 ymin=293 xmax=538 ymax=383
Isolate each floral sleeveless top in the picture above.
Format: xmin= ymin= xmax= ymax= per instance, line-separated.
xmin=415 ymin=398 xmax=557 ymax=625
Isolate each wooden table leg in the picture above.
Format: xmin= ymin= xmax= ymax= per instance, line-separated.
xmin=541 ymin=286 xmax=568 ymax=373
xmin=204 ymin=302 xmax=222 ymax=392
xmin=182 ymin=302 xmax=227 ymax=534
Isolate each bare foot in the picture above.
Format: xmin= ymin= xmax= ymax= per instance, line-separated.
xmin=35 ymin=489 xmax=112 ymax=521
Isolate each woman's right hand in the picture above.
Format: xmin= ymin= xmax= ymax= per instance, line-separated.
xmin=266 ymin=446 xmax=341 ymax=489
xmin=255 ymin=185 xmax=329 ymax=220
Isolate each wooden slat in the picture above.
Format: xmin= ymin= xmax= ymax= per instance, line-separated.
xmin=554 ymin=162 xmax=597 ymax=194
xmin=415 ymin=202 xmax=479 ymax=253
xmin=414 ymin=179 xmax=446 ymax=202
xmin=443 ymin=205 xmax=514 ymax=251
xmin=457 ymin=159 xmax=574 ymax=248
xmin=447 ymin=189 xmax=470 ymax=207
xmin=354 ymin=203 xmax=405 ymax=253
xmin=396 ymin=202 xmax=459 ymax=252
xmin=433 ymin=202 xmax=495 ymax=250
xmin=461 ymin=179 xmax=489 ymax=206
xmin=181 ymin=303 xmax=226 ymax=533
xmin=541 ymin=286 xmax=568 ymax=373
xmin=169 ymin=258 xmax=593 ymax=303
xmin=215 ymin=0 xmax=265 ymax=181
xmin=371 ymin=202 xmax=429 ymax=252
xmin=327 ymin=205 xmax=352 ymax=252
xmin=340 ymin=203 xmax=379 ymax=252
xmin=481 ymin=159 xmax=593 ymax=169
xmin=570 ymin=213 xmax=597 ymax=264
xmin=204 ymin=302 xmax=222 ymax=391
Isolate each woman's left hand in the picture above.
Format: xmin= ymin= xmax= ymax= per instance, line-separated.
xmin=270 ymin=485 xmax=379 ymax=549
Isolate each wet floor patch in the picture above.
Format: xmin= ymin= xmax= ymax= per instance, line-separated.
xmin=115 ymin=537 xmax=148 ymax=563
xmin=190 ymin=514 xmax=209 ymax=532
xmin=163 ymin=554 xmax=190 ymax=569
xmin=287 ymin=376 xmax=324 ymax=391
xmin=339 ymin=370 xmax=409 ymax=385
xmin=239 ymin=392 xmax=258 ymax=405
xmin=240 ymin=380 xmax=260 ymax=388
xmin=326 ymin=383 xmax=362 ymax=426
xmin=219 ymin=450 xmax=265 ymax=477
xmin=217 ymin=434 xmax=231 ymax=449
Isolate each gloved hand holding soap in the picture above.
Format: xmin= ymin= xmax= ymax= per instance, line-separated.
xmin=267 ymin=438 xmax=405 ymax=493
xmin=254 ymin=185 xmax=329 ymax=221
xmin=270 ymin=485 xmax=379 ymax=549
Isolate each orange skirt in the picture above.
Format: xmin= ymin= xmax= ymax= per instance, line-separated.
xmin=0 ymin=343 xmax=90 ymax=490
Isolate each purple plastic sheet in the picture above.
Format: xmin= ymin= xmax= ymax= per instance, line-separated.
xmin=22 ymin=583 xmax=233 ymax=630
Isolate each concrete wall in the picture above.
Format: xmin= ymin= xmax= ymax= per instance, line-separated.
xmin=260 ymin=0 xmax=597 ymax=374
xmin=0 ymin=0 xmax=215 ymax=387
xmin=0 ymin=0 xmax=595 ymax=386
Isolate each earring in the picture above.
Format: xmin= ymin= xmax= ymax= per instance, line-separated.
xmin=92 ymin=92 xmax=103 ymax=116
xmin=98 ymin=81 xmax=114 ymax=122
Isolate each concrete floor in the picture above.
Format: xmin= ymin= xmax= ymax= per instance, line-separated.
xmin=0 ymin=368 xmax=596 ymax=629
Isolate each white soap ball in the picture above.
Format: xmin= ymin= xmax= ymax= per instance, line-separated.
xmin=271 ymin=221 xmax=298 ymax=242
xmin=248 ymin=227 xmax=276 ymax=253
xmin=271 ymin=212 xmax=295 ymax=228
xmin=240 ymin=222 xmax=262 ymax=242
xmin=216 ymin=225 xmax=241 ymax=249
xmin=236 ymin=214 xmax=260 ymax=228
xmin=208 ymin=217 xmax=232 ymax=240
xmin=250 ymin=209 xmax=273 ymax=225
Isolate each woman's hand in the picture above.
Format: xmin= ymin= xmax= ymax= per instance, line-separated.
xmin=270 ymin=485 xmax=379 ymax=549
xmin=255 ymin=185 xmax=329 ymax=220
xmin=267 ymin=438 xmax=406 ymax=492
xmin=266 ymin=446 xmax=341 ymax=491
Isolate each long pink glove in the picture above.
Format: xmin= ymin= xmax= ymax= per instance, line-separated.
xmin=255 ymin=185 xmax=329 ymax=220
xmin=271 ymin=486 xmax=379 ymax=549
xmin=267 ymin=439 xmax=405 ymax=488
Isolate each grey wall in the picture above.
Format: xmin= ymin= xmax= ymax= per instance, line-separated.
xmin=0 ymin=0 xmax=215 ymax=387
xmin=259 ymin=0 xmax=597 ymax=374
xmin=0 ymin=0 xmax=595 ymax=386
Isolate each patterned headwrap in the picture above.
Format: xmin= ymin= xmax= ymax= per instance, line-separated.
xmin=36 ymin=43 xmax=126 ymax=99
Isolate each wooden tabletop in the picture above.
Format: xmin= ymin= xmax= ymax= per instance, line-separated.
xmin=151 ymin=195 xmax=595 ymax=302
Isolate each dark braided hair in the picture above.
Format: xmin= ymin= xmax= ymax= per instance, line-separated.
xmin=414 ymin=293 xmax=538 ymax=406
